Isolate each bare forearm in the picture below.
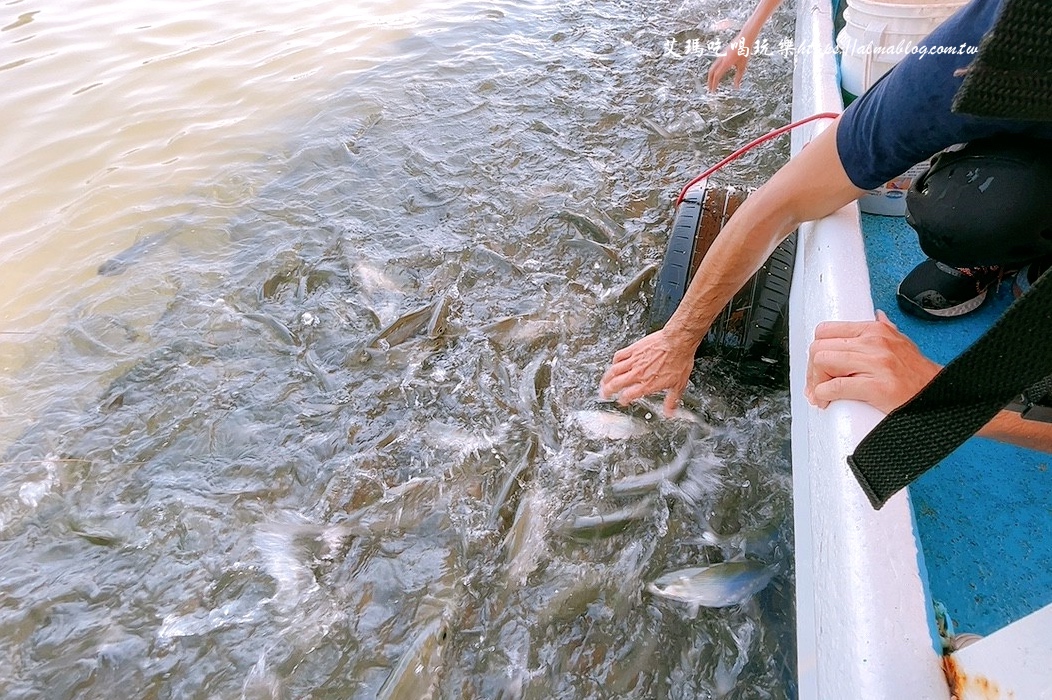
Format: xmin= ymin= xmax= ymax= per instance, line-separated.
xmin=664 ymin=117 xmax=864 ymax=349
xmin=600 ymin=117 xmax=860 ymax=411
xmin=741 ymin=0 xmax=783 ymax=42
xmin=664 ymin=184 xmax=797 ymax=348
xmin=977 ymin=411 xmax=1052 ymax=453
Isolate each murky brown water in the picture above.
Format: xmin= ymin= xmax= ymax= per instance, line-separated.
xmin=1 ymin=0 xmax=796 ymax=697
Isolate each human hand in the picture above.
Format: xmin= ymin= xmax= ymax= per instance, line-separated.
xmin=707 ymin=36 xmax=750 ymax=91
xmin=805 ymin=311 xmax=942 ymax=414
xmin=599 ymin=329 xmax=696 ymax=416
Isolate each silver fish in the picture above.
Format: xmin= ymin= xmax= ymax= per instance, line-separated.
xmin=97 ymin=227 xmax=181 ymax=276
xmin=534 ymin=567 xmax=608 ymax=629
xmin=516 ymin=355 xmax=552 ymax=415
xmin=609 ymin=444 xmax=691 ymax=497
xmin=563 ymin=237 xmax=620 ymax=264
xmin=300 ymin=348 xmax=336 ymax=392
xmin=529 ymin=119 xmax=558 ymax=136
xmin=640 ymin=116 xmax=673 ymax=140
xmin=404 ymin=186 xmax=465 ymax=213
xmin=425 ymin=292 xmax=453 ymax=340
xmin=376 ymin=615 xmax=450 ymax=700
xmin=243 ymin=312 xmax=298 ymax=347
xmin=471 ymin=245 xmax=525 ymax=276
xmin=558 ymin=497 xmax=654 ymax=539
xmin=481 ymin=314 xmax=559 ymax=348
xmin=359 ymin=477 xmax=449 ymax=535
xmin=289 ymin=477 xmax=447 ymax=545
xmin=347 ymin=296 xmax=441 ymax=366
xmin=367 ymin=300 xmax=438 ymax=350
xmin=698 ymin=521 xmax=782 ymax=560
xmin=518 ymin=355 xmax=560 ymax=452
xmin=502 ymin=489 xmax=549 ymax=587
xmin=488 ymin=438 xmax=537 ymax=528
xmin=601 ymin=263 xmax=659 ymax=305
xmin=355 ymin=261 xmax=402 ymax=296
xmin=553 ymin=210 xmax=614 ymax=244
xmin=647 ymin=560 xmax=775 ymax=608
xmin=572 ymin=410 xmax=648 ymax=440
xmin=63 ymin=313 xmax=139 ymax=357
xmin=605 ymin=632 xmax=663 ymax=696
xmin=288 ymin=475 xmax=467 ymax=563
xmin=595 ymin=395 xmax=711 ymax=428
xmin=344 ymin=111 xmax=383 ymax=155
xmin=719 ymin=108 xmax=753 ymax=129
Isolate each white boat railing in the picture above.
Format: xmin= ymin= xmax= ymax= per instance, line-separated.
xmin=950 ymin=602 xmax=1052 ymax=699
xmin=788 ymin=0 xmax=951 ymax=697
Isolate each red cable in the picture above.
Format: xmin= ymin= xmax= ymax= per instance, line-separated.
xmin=675 ymin=111 xmax=841 ymax=205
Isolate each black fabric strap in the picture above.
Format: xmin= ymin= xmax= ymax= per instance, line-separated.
xmin=952 ymin=0 xmax=1052 ymax=121
xmin=847 ymin=267 xmax=1052 ymax=509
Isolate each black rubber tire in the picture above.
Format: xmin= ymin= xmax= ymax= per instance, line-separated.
xmin=706 ymin=233 xmax=795 ymax=385
xmin=648 ymin=187 xmax=795 ymax=387
xmin=648 ymin=195 xmax=702 ymax=333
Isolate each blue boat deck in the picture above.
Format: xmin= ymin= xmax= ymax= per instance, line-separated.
xmin=861 ymin=213 xmax=1052 ymax=637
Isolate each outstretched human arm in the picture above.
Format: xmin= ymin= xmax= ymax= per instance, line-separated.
xmin=707 ymin=0 xmax=783 ymax=91
xmin=807 ymin=311 xmax=1052 ymax=453
xmin=599 ymin=115 xmax=865 ymax=413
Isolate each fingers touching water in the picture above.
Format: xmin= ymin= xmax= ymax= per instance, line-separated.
xmin=599 ymin=329 xmax=696 ymax=416
xmin=707 ymin=48 xmax=749 ymax=91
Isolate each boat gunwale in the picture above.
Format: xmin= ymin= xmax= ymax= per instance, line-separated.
xmin=787 ymin=0 xmax=950 ymax=697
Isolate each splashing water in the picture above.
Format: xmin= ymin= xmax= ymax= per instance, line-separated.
xmin=0 ymin=0 xmax=797 ymax=697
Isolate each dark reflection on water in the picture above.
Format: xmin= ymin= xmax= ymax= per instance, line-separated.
xmin=1 ymin=0 xmax=797 ymax=697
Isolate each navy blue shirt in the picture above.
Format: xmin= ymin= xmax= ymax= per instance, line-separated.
xmin=836 ymin=0 xmax=1052 ymax=190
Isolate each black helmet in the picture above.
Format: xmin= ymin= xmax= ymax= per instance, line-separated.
xmin=905 ymin=135 xmax=1052 ymax=267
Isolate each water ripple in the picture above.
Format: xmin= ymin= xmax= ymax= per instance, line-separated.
xmin=1 ymin=0 xmax=797 ymax=697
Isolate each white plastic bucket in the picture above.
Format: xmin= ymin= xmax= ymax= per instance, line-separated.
xmin=857 ymin=159 xmax=929 ymax=216
xmin=838 ymin=0 xmax=965 ymax=215
xmin=837 ymin=0 xmax=967 ymax=98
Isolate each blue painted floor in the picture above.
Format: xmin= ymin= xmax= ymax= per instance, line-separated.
xmin=862 ymin=213 xmax=1052 ymax=637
